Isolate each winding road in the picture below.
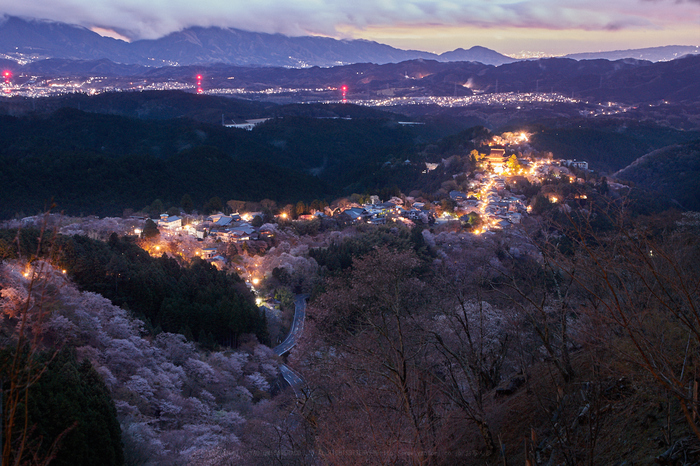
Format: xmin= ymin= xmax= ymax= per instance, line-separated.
xmin=273 ymin=294 xmax=307 ymax=356
xmin=273 ymin=294 xmax=307 ymax=394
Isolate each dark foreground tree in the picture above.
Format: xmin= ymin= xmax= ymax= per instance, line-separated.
xmin=24 ymin=349 xmax=123 ymax=466
xmin=542 ymin=208 xmax=700 ymax=442
xmin=302 ymin=247 xmax=441 ymax=464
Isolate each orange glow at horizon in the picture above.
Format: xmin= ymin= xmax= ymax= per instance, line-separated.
xmin=90 ymin=27 xmax=132 ymax=42
xmin=333 ymin=23 xmax=700 ymax=56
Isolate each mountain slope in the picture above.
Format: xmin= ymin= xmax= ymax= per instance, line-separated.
xmin=2 ymin=53 xmax=699 ymax=108
xmin=127 ymin=27 xmax=438 ymax=67
xmin=0 ymin=15 xmax=133 ymax=62
xmin=438 ymin=46 xmax=517 ymax=65
xmin=2 ymin=16 xmax=697 ymax=68
xmin=0 ymin=16 xmax=512 ymax=67
xmin=565 ymin=45 xmax=700 ymax=62
xmin=614 ymin=140 xmax=700 ymax=210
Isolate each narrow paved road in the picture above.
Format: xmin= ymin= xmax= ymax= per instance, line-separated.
xmin=273 ymin=295 xmax=307 ymax=393
xmin=278 ymin=364 xmax=304 ymax=397
xmin=273 ymin=294 xmax=307 ymax=356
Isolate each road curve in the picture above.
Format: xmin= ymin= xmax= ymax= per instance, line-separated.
xmin=278 ymin=364 xmax=304 ymax=396
xmin=273 ymin=294 xmax=307 ymax=357
xmin=272 ymin=295 xmax=308 ymax=393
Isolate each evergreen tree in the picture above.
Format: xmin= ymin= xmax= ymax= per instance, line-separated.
xmin=180 ymin=193 xmax=194 ymax=214
xmin=25 ymin=349 xmax=123 ymax=466
xmin=142 ymin=219 xmax=160 ymax=238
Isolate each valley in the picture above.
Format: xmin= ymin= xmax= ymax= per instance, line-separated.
xmin=0 ymin=21 xmax=699 ymax=464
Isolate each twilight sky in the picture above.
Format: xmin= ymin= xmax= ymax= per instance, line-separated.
xmin=1 ymin=0 xmax=699 ymax=56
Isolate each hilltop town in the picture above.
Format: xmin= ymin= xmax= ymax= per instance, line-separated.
xmin=6 ymin=130 xmax=603 ymax=295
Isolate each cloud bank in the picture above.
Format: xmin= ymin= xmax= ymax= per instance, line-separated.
xmin=1 ymin=0 xmax=698 ymax=41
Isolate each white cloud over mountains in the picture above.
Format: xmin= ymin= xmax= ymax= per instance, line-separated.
xmin=1 ymin=0 xmax=697 ymax=43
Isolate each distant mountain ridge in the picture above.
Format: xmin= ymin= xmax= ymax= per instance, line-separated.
xmin=565 ymin=45 xmax=700 ymax=62
xmin=0 ymin=15 xmax=515 ymax=67
xmin=437 ymin=46 xmax=516 ymax=65
xmin=2 ymin=54 xmax=699 ymax=107
xmin=0 ymin=16 xmax=696 ymax=68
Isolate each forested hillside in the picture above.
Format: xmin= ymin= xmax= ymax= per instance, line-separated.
xmin=0 ymin=107 xmax=426 ymax=217
xmin=0 ymin=229 xmax=268 ymax=346
xmin=291 ymin=212 xmax=700 ymax=464
xmin=0 ymin=257 xmax=284 ymax=465
xmin=615 ymin=140 xmax=700 ymax=210
xmin=528 ymin=119 xmax=700 ymax=173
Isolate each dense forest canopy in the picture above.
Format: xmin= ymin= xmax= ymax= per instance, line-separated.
xmin=528 ymin=120 xmax=700 ymax=173
xmin=0 ymin=93 xmax=697 ymax=218
xmin=0 ymin=107 xmax=418 ymax=217
xmin=0 ymin=229 xmax=268 ymax=346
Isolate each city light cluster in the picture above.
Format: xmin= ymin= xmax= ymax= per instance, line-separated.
xmin=337 ymin=92 xmax=582 ymax=108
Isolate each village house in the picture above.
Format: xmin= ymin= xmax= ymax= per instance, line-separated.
xmin=401 ymin=207 xmax=423 ymax=221
xmin=336 ymin=207 xmax=367 ymax=226
xmin=259 ymin=227 xmax=276 ymax=239
xmin=158 ymin=214 xmax=182 ymax=231
xmin=561 ymin=159 xmax=589 ymax=170
xmin=450 ymin=190 xmax=468 ymax=202
xmin=201 ymin=248 xmax=218 ymax=260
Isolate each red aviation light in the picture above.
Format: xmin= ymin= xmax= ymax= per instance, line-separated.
xmin=196 ymin=74 xmax=203 ymax=94
xmin=2 ymin=70 xmax=11 ymax=79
